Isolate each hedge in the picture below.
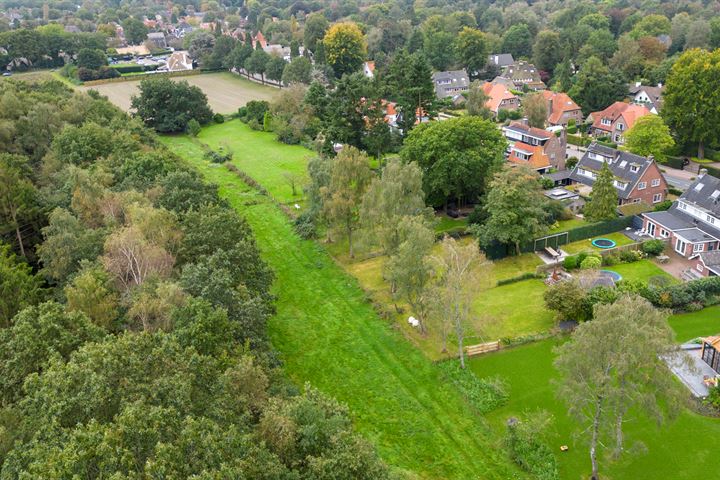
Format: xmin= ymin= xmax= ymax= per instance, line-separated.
xmin=566 ymin=134 xmax=590 ymax=147
xmin=665 ymin=156 xmax=685 ymax=170
xmin=110 ymin=64 xmax=159 ymax=74
xmin=82 ymin=69 xmax=202 ymax=86
xmin=645 ymin=276 xmax=720 ymax=311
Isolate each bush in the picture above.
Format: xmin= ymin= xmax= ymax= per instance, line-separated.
xmin=563 ymin=255 xmax=578 ymax=270
xmin=247 ymin=118 xmax=263 ymax=131
xmin=603 ymin=254 xmax=619 ymax=266
xmin=642 ymin=239 xmax=666 ymax=256
xmin=704 ymin=385 xmax=720 ymax=411
xmin=565 ymin=156 xmax=579 ymax=170
xmin=653 ymin=200 xmax=673 ymax=211
xmin=263 ymin=111 xmax=272 ymax=131
xmin=186 ymin=119 xmax=201 ymax=137
xmin=240 ymin=100 xmax=270 ymax=124
xmin=438 ymin=361 xmax=508 ymax=414
xmin=669 ymin=186 xmax=683 ymax=196
xmin=213 ymin=113 xmax=225 ymax=124
xmin=580 ymin=256 xmax=601 ymax=269
xmin=204 ymin=148 xmax=232 ymax=163
xmin=506 ymin=414 xmax=559 ymax=480
xmin=293 ymin=212 xmax=316 ymax=239
xmin=468 ymin=202 xmax=488 ymax=226
xmin=619 ymin=249 xmax=643 ymax=263
xmin=496 ymin=272 xmax=542 ymax=286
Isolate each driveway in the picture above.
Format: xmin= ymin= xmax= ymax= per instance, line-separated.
xmin=661 ymin=166 xmax=696 ymax=191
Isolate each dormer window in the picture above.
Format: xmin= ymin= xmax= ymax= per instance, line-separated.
xmin=630 ymin=165 xmax=640 ymax=173
xmin=601 ymin=118 xmax=612 ymax=126
xmin=695 ymin=183 xmax=704 ymax=192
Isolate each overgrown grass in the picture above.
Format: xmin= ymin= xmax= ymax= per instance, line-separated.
xmin=469 ymin=334 xmax=720 ymax=480
xmin=161 ymin=134 xmax=521 ymax=479
xmin=197 ymin=120 xmax=311 ymax=205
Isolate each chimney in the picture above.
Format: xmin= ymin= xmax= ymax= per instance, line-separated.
xmin=648 ymin=154 xmax=654 ymax=162
xmin=635 ymin=81 xmax=641 ymax=88
xmin=700 ymin=169 xmax=708 ymax=178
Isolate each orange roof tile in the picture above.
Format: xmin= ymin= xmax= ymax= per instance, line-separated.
xmin=508 ymin=141 xmax=550 ymax=170
xmin=590 ymin=102 xmax=650 ymax=132
xmin=482 ymin=82 xmax=518 ymax=113
xmin=541 ymin=91 xmax=581 ymax=125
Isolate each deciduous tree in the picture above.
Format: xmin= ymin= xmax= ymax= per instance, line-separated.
xmin=321 ymin=146 xmax=372 ymax=258
xmin=624 ymin=115 xmax=675 ymax=163
xmin=0 ymin=153 xmax=38 ymax=257
xmin=522 ymin=92 xmax=547 ymax=128
xmin=465 ymin=81 xmax=492 ymax=119
xmin=456 ymin=27 xmax=489 ymax=78
xmin=0 ymin=243 xmax=44 ymax=326
xmin=131 ymin=78 xmax=213 ymax=133
xmin=323 ymin=22 xmax=366 ymax=77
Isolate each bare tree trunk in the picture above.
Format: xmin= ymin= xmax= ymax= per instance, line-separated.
xmin=590 ymin=396 xmax=603 ymax=480
xmin=10 ymin=207 xmax=25 ymax=257
xmin=347 ymin=219 xmax=354 ymax=258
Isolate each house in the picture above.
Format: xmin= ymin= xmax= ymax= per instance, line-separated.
xmin=701 ymin=336 xmax=720 ymax=372
xmin=363 ymin=61 xmax=375 ymax=78
xmin=628 ymin=82 xmax=664 ymax=114
xmin=541 ymin=90 xmax=583 ymax=126
xmin=254 ymin=31 xmax=267 ymax=50
xmin=570 ymin=142 xmax=667 ymax=206
xmin=587 ymin=102 xmax=650 ymax=144
xmin=490 ymin=76 xmax=516 ymax=90
xmin=499 ymin=61 xmax=546 ymax=90
xmin=482 ymin=82 xmax=519 ymax=115
xmin=432 ymin=70 xmax=469 ymax=99
xmin=163 ymin=50 xmax=193 ymax=71
xmin=502 ymin=121 xmax=566 ymax=172
xmin=642 ymin=171 xmax=720 ymax=275
xmin=487 ymin=53 xmax=514 ymax=69
xmin=146 ymin=32 xmax=167 ymax=49
xmin=544 ymin=187 xmax=584 ymax=213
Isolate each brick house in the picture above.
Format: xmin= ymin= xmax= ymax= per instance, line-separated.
xmin=502 ymin=122 xmax=566 ymax=172
xmin=587 ymin=102 xmax=651 ymax=144
xmin=541 ymin=91 xmax=583 ymax=126
xmin=628 ymin=82 xmax=664 ymax=114
xmin=482 ymin=82 xmax=519 ymax=115
xmin=642 ymin=171 xmax=720 ymax=277
xmin=570 ymin=143 xmax=667 ymax=206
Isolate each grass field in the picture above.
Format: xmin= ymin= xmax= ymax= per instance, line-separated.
xmin=196 ymin=120 xmax=311 ymax=204
xmin=469 ymin=308 xmax=720 ymax=479
xmin=161 ymin=134 xmax=523 ymax=480
xmin=562 ymin=231 xmax=636 ymax=254
xmin=80 ymin=72 xmax=279 ymax=113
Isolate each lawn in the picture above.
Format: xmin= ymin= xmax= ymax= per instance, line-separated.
xmin=163 ymin=134 xmax=521 ymax=479
xmin=669 ymin=305 xmax=720 ymax=342
xmin=435 ymin=214 xmax=468 ymax=234
xmin=80 ymin=72 xmax=279 ymax=112
xmin=196 ymin=120 xmax=311 ymax=205
xmin=610 ymin=258 xmax=676 ymax=283
xmin=548 ymin=217 xmax=586 ymax=233
xmin=469 ymin=333 xmax=720 ymax=479
xmin=562 ymin=231 xmax=635 ymax=254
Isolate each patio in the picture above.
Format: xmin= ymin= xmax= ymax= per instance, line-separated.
xmin=664 ymin=345 xmax=718 ymax=398
xmin=654 ymin=249 xmax=699 ymax=281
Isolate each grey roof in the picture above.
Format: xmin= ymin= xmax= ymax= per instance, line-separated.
xmin=544 ymin=188 xmax=578 ymax=201
xmin=488 ymin=53 xmax=514 ymax=67
xmin=699 ymin=251 xmax=720 ymax=268
xmin=432 ymin=70 xmax=469 ymax=98
xmin=644 ymin=204 xmax=720 ymax=241
xmin=504 ymin=123 xmax=550 ymax=140
xmin=569 ymin=143 xmax=656 ymax=199
xmin=147 ymin=32 xmax=166 ymax=39
xmin=629 ymin=84 xmax=664 ymax=110
xmin=678 ymin=174 xmax=720 ymax=217
xmin=544 ymin=170 xmax=572 ymax=182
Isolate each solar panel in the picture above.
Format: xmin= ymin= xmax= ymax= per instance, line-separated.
xmin=712 ymin=190 xmax=720 ymax=199
xmin=695 ymin=183 xmax=704 ymax=191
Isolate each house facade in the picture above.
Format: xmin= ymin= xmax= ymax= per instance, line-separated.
xmin=701 ymin=336 xmax=720 ymax=373
xmin=502 ymin=122 xmax=566 ymax=172
xmin=570 ymin=143 xmax=667 ymax=206
xmin=363 ymin=61 xmax=375 ymax=78
xmin=588 ymin=102 xmax=651 ymax=144
xmin=541 ymin=91 xmax=583 ymax=126
xmin=628 ymin=83 xmax=664 ymax=114
xmin=432 ymin=70 xmax=469 ymax=99
xmin=642 ymin=171 xmax=720 ymax=276
xmin=482 ymin=82 xmax=519 ymax=115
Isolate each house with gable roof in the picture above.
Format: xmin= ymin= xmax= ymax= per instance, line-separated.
xmin=541 ymin=90 xmax=583 ymax=126
xmin=482 ymin=82 xmax=519 ymax=115
xmin=502 ymin=121 xmax=566 ymax=173
xmin=498 ymin=60 xmax=546 ymax=90
xmin=569 ymin=142 xmax=667 ymax=206
xmin=432 ymin=70 xmax=470 ymax=99
xmin=642 ymin=171 xmax=720 ymax=276
xmin=628 ymin=82 xmax=664 ymax=114
xmin=587 ymin=101 xmax=651 ymax=144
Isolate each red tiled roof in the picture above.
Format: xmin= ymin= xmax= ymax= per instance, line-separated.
xmin=541 ymin=91 xmax=581 ymax=125
xmin=508 ymin=141 xmax=550 ymax=170
xmin=482 ymin=82 xmax=518 ymax=113
xmin=590 ymin=102 xmax=650 ymax=132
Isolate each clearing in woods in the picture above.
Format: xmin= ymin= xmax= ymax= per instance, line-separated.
xmin=80 ymin=71 xmax=279 ymax=112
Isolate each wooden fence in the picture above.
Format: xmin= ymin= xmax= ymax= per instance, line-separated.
xmin=465 ymin=340 xmax=501 ymax=357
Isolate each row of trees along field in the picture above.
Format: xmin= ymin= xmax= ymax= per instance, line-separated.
xmin=0 ymin=78 xmax=393 ymax=478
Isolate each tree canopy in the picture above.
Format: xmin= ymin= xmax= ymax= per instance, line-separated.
xmin=131 ymin=77 xmax=213 ymax=133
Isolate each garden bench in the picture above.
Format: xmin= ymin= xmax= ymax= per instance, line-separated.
xmin=545 ymin=246 xmax=560 ymax=259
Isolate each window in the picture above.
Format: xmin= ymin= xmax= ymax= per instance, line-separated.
xmin=638 ymin=182 xmax=647 ymax=190
xmin=630 ymin=165 xmax=640 ymax=173
xmin=617 ymin=123 xmax=625 ymax=131
xmin=679 ymin=202 xmax=688 ymax=210
xmin=694 ymin=243 xmax=704 ymax=253
xmin=601 ymin=118 xmax=612 ymax=126
xmin=698 ymin=263 xmax=704 ymax=272
xmin=707 ymin=215 xmax=716 ymax=225
xmin=660 ymin=229 xmax=669 ymax=238
xmin=651 ymin=179 xmax=661 ymax=187
xmin=653 ymin=193 xmax=663 ymax=203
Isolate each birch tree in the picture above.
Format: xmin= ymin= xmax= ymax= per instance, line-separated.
xmin=433 ymin=236 xmax=482 ymax=367
xmin=554 ymin=295 xmax=683 ymax=479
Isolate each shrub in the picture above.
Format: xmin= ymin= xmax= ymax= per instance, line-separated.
xmin=213 ymin=113 xmax=225 ymax=124
xmin=496 ymin=272 xmax=542 ymax=286
xmin=603 ymin=254 xmax=619 ymax=266
xmin=186 ymin=119 xmax=201 ymax=137
xmin=544 ymin=279 xmax=588 ymax=321
xmin=563 ymin=255 xmax=578 ymax=270
xmin=705 ymin=385 xmax=720 ymax=411
xmin=247 ymin=118 xmax=262 ymax=131
xmin=506 ymin=414 xmax=559 ymax=480
xmin=241 ymin=100 xmax=269 ymax=124
xmin=204 ymin=148 xmax=232 ymax=163
xmin=565 ymin=156 xmax=579 ymax=170
xmin=438 ymin=361 xmax=508 ymax=414
xmin=293 ymin=212 xmax=316 ymax=239
xmin=263 ymin=111 xmax=272 ymax=131
xmin=653 ymin=200 xmax=673 ymax=211
xmin=619 ymin=249 xmax=643 ymax=263
xmin=669 ymin=186 xmax=683 ymax=196
xmin=468 ymin=203 xmax=488 ymax=226
xmin=642 ymin=239 xmax=666 ymax=256
xmin=580 ymin=256 xmax=601 ymax=269
xmin=576 ymin=251 xmax=589 ymax=265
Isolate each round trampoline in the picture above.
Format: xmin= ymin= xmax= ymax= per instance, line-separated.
xmin=600 ymin=270 xmax=623 ymax=282
xmin=592 ymin=238 xmax=616 ymax=249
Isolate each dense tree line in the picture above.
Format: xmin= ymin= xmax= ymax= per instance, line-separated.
xmin=0 ymin=78 xmax=391 ymax=478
